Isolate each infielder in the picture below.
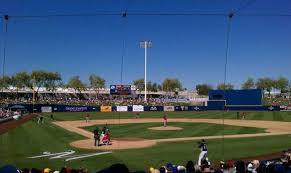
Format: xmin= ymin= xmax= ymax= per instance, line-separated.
xmin=85 ymin=113 xmax=90 ymax=123
xmin=197 ymin=139 xmax=208 ymax=166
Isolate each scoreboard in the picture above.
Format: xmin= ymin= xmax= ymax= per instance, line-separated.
xmin=110 ymin=85 xmax=135 ymax=95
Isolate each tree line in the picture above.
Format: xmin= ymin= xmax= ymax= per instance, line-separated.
xmin=0 ymin=70 xmax=183 ymax=95
xmin=0 ymin=70 xmax=290 ymax=97
xmin=196 ymin=77 xmax=290 ymax=96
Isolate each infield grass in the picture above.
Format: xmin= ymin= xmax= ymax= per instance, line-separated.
xmin=82 ymin=122 xmax=265 ymax=139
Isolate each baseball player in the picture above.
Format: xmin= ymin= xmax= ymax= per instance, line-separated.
xmin=135 ymin=112 xmax=140 ymax=119
xmin=37 ymin=114 xmax=44 ymax=124
xmin=236 ymin=112 xmax=240 ymax=119
xmin=85 ymin=113 xmax=90 ymax=123
xmin=197 ymin=139 xmax=208 ymax=166
xmin=163 ymin=113 xmax=168 ymax=127
xmin=50 ymin=114 xmax=54 ymax=121
xmin=93 ymin=126 xmax=100 ymax=146
xmin=102 ymin=124 xmax=109 ymax=135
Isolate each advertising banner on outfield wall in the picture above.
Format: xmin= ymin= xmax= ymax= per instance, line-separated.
xmin=149 ymin=106 xmax=158 ymax=111
xmin=41 ymin=106 xmax=52 ymax=113
xmin=144 ymin=106 xmax=164 ymax=111
xmin=101 ymin=106 xmax=112 ymax=112
xmin=164 ymin=106 xmax=174 ymax=112
xmin=132 ymin=105 xmax=144 ymax=112
xmin=64 ymin=106 xmax=88 ymax=112
xmin=117 ymin=106 xmax=128 ymax=112
xmin=174 ymin=106 xmax=189 ymax=111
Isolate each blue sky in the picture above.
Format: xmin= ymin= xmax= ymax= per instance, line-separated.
xmin=0 ymin=0 xmax=290 ymax=89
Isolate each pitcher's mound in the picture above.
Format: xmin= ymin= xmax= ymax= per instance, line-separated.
xmin=148 ymin=126 xmax=183 ymax=130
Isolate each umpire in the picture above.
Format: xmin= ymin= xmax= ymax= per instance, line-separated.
xmin=93 ymin=126 xmax=100 ymax=146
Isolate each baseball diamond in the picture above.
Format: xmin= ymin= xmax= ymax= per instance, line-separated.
xmin=1 ymin=1 xmax=291 ymax=172
xmin=2 ymin=111 xmax=291 ymax=172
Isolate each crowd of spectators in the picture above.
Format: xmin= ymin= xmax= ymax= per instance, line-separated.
xmin=0 ymin=108 xmax=13 ymax=119
xmin=0 ymin=160 xmax=290 ymax=173
xmin=0 ymin=93 xmax=192 ymax=106
xmin=1 ymin=150 xmax=291 ymax=173
xmin=263 ymin=97 xmax=291 ymax=107
xmin=3 ymin=92 xmax=291 ymax=107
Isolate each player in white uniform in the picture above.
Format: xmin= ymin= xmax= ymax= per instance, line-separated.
xmin=198 ymin=139 xmax=208 ymax=166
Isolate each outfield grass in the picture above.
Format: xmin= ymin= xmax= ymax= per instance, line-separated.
xmin=44 ymin=111 xmax=291 ymax=122
xmin=0 ymin=120 xmax=86 ymax=170
xmin=82 ymin=122 xmax=265 ymax=139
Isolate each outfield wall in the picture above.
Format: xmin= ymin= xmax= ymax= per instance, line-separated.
xmin=6 ymin=104 xmax=280 ymax=113
xmin=208 ymin=89 xmax=262 ymax=106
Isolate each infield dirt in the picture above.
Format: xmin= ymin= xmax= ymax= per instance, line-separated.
xmin=53 ymin=118 xmax=291 ymax=150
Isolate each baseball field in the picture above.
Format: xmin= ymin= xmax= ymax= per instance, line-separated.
xmin=1 ymin=111 xmax=291 ymax=171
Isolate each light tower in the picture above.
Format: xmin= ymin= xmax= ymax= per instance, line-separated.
xmin=139 ymin=41 xmax=152 ymax=102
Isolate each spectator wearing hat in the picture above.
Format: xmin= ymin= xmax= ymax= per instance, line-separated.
xmin=186 ymin=161 xmax=195 ymax=173
xmin=70 ymin=169 xmax=78 ymax=173
xmin=247 ymin=162 xmax=254 ymax=173
xmin=22 ymin=168 xmax=30 ymax=173
xmin=31 ymin=168 xmax=41 ymax=173
xmin=59 ymin=167 xmax=69 ymax=173
xmin=159 ymin=167 xmax=166 ymax=173
xmin=177 ymin=166 xmax=186 ymax=173
xmin=214 ymin=161 xmax=225 ymax=173
xmin=235 ymin=161 xmax=245 ymax=173
xmin=108 ymin=163 xmax=130 ymax=173
xmin=0 ymin=165 xmax=19 ymax=173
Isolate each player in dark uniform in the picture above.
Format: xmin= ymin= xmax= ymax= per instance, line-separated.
xmin=93 ymin=126 xmax=100 ymax=146
xmin=102 ymin=124 xmax=108 ymax=134
xmin=50 ymin=114 xmax=54 ymax=120
xmin=198 ymin=139 xmax=208 ymax=166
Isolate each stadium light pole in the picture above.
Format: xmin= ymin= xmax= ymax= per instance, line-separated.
xmin=140 ymin=41 xmax=152 ymax=102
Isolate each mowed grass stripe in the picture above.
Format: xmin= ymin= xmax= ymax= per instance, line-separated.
xmin=273 ymin=112 xmax=284 ymax=121
xmin=83 ymin=122 xmax=265 ymax=139
xmin=0 ymin=121 xmax=85 ymax=158
xmin=46 ymin=111 xmax=291 ymax=122
xmin=246 ymin=112 xmax=259 ymax=120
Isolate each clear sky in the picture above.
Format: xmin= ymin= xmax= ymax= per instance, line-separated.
xmin=0 ymin=0 xmax=290 ymax=89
